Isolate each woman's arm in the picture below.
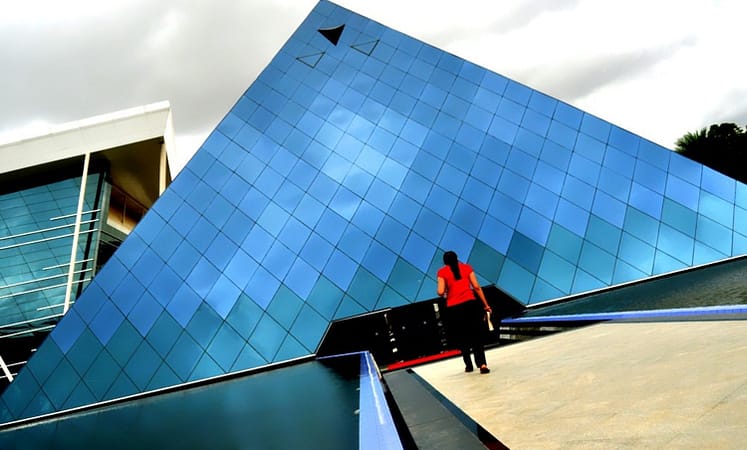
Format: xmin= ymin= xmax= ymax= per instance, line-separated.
xmin=437 ymin=276 xmax=446 ymax=297
xmin=469 ymin=272 xmax=491 ymax=311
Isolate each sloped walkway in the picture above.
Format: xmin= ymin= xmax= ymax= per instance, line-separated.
xmin=412 ymin=320 xmax=747 ymax=449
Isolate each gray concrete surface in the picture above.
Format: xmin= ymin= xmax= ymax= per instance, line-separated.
xmin=413 ymin=320 xmax=747 ymax=449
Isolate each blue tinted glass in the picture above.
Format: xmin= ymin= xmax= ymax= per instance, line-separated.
xmin=516 ymin=208 xmax=552 ymax=246
xmin=636 ymin=139 xmax=670 ymax=170
xmin=205 ymin=323 xmax=244 ymax=371
xmin=521 ymin=110 xmax=551 ymax=137
xmin=586 ymin=215 xmax=621 ymax=255
xmin=300 ymin=232 xmax=334 ymax=272
xmin=580 ymin=114 xmax=610 ymax=142
xmin=186 ymin=257 xmax=221 ymax=298
xmin=538 ymin=250 xmax=575 ymax=293
xmin=547 ymin=121 xmax=577 ymax=149
xmin=528 ymin=91 xmax=557 ymax=117
xmin=129 ymin=291 xmax=162 ymax=336
xmin=634 ymin=160 xmax=666 ymax=194
xmin=110 ymin=273 xmax=144 ymax=315
xmin=546 ymin=224 xmax=583 ymax=264
xmin=506 ymin=148 xmax=537 ymax=179
xmin=562 ymin=175 xmax=594 ymax=210
xmin=163 ymin=280 xmax=201 ymax=330
xmin=89 ymin=302 xmax=125 ymax=346
xmin=305 ymin=276 xmax=343 ymax=320
xmin=735 ymin=206 xmax=747 ymax=230
xmin=575 ymin=133 xmax=605 ymax=164
xmin=701 ymin=166 xmax=736 ymax=202
xmin=461 ymin=178 xmax=493 ymax=210
xmin=330 ymin=186 xmax=362 ymax=221
xmin=325 ymin=250 xmax=357 ymax=290
xmin=669 ymin=153 xmax=702 ymax=185
xmin=525 ymin=183 xmax=558 ymax=219
xmin=569 ymin=153 xmax=600 ymax=186
xmin=401 ymin=232 xmax=436 ymax=272
xmin=465 ymin=104 xmax=492 ymax=131
xmin=451 ymin=77 xmax=479 ymax=102
xmin=294 ymin=195 xmax=325 ymax=228
xmin=376 ymin=216 xmax=409 ymax=253
xmin=473 ymin=86 xmax=501 ymax=112
xmin=289 ymin=305 xmax=328 ymax=351
xmin=185 ymin=218 xmax=219 ymax=254
xmin=442 ymin=95 xmax=470 ymax=122
xmin=123 ymin=341 xmax=161 ymax=390
xmin=661 ymin=198 xmax=697 ymax=237
xmin=629 ymin=183 xmax=663 ymax=220
xmin=278 ymin=217 xmax=311 ymax=253
xmin=480 ymin=135 xmax=511 ymax=166
xmin=456 ymin=123 xmax=485 ymax=152
xmin=623 ymin=206 xmax=659 ymax=244
xmin=470 ymin=156 xmax=501 ymax=189
xmin=437 ymin=163 xmax=468 ymax=195
xmin=499 ymin=260 xmax=535 ymax=301
xmin=553 ymin=102 xmax=583 ymax=129
xmin=507 ymin=232 xmax=543 ymax=273
xmin=598 ymin=166 xmax=632 ymax=202
xmin=205 ymin=275 xmax=241 ymax=319
xmin=165 ymin=331 xmax=203 ymax=381
xmin=285 ymin=257 xmax=319 ymax=299
xmin=540 ymin=140 xmax=571 ymax=171
xmin=665 ymin=174 xmax=699 ymax=211
xmin=496 ymin=98 xmax=525 ymax=124
xmin=658 ymin=224 xmax=694 ymax=264
xmin=497 ymin=169 xmax=530 ymax=203
xmin=695 ymin=215 xmax=731 ymax=255
xmin=488 ymin=116 xmax=518 ymax=144
xmin=504 ymin=81 xmax=531 ymax=104
xmin=578 ymin=242 xmax=615 ymax=284
xmin=608 ymin=125 xmax=641 ymax=154
xmin=147 ymin=312 xmax=182 ymax=358
xmin=591 ymin=191 xmax=626 ymax=228
xmin=488 ymin=191 xmax=522 ymax=228
xmin=554 ymin=199 xmax=589 ymax=237
xmin=618 ymin=232 xmax=655 ymax=274
xmin=440 ymin=223 xmax=475 ymax=259
xmin=204 ymin=234 xmax=238 ymax=272
xmin=450 ymin=201 xmax=484 ymax=236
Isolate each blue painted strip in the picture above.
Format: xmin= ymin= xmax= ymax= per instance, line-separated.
xmin=503 ymin=304 xmax=747 ymax=323
xmin=358 ymin=351 xmax=403 ymax=450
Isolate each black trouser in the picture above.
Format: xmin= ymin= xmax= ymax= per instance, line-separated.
xmin=447 ymin=300 xmax=487 ymax=368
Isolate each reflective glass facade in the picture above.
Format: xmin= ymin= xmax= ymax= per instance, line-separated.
xmin=2 ymin=0 xmax=746 ymax=422
xmin=0 ymin=171 xmax=104 ymax=333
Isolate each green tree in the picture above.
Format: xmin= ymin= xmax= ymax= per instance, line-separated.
xmin=674 ymin=123 xmax=747 ymax=184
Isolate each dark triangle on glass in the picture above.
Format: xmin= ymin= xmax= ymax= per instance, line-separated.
xmin=350 ymin=39 xmax=379 ymax=56
xmin=296 ymin=52 xmax=325 ymax=68
xmin=318 ymin=24 xmax=345 ymax=46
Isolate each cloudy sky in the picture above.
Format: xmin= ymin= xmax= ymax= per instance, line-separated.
xmin=2 ymin=0 xmax=745 ymax=174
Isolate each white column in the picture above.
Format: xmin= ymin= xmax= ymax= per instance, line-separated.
xmin=63 ymin=153 xmax=91 ymax=315
xmin=0 ymin=354 xmax=13 ymax=383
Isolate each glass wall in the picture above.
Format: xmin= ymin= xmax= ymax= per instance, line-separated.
xmin=0 ymin=166 xmax=105 ymax=375
xmin=2 ymin=0 xmax=745 ymax=422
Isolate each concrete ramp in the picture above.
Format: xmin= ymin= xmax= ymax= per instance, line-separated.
xmin=413 ymin=320 xmax=747 ymax=448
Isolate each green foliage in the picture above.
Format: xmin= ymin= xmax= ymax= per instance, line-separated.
xmin=675 ymin=123 xmax=747 ymax=184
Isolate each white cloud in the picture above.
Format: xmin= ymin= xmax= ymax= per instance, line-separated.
xmin=2 ymin=0 xmax=745 ymax=166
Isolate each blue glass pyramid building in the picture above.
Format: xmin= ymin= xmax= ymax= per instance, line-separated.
xmin=2 ymin=0 xmax=746 ymax=422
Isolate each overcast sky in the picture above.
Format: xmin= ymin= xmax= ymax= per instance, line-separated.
xmin=2 ymin=0 xmax=745 ymax=174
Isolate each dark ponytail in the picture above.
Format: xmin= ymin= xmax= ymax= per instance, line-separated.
xmin=443 ymin=251 xmax=461 ymax=280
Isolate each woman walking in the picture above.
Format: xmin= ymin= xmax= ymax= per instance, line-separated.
xmin=437 ymin=251 xmax=492 ymax=374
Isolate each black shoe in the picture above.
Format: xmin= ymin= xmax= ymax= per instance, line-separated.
xmin=479 ymin=366 xmax=490 ymax=374
xmin=465 ymin=366 xmax=474 ymax=373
